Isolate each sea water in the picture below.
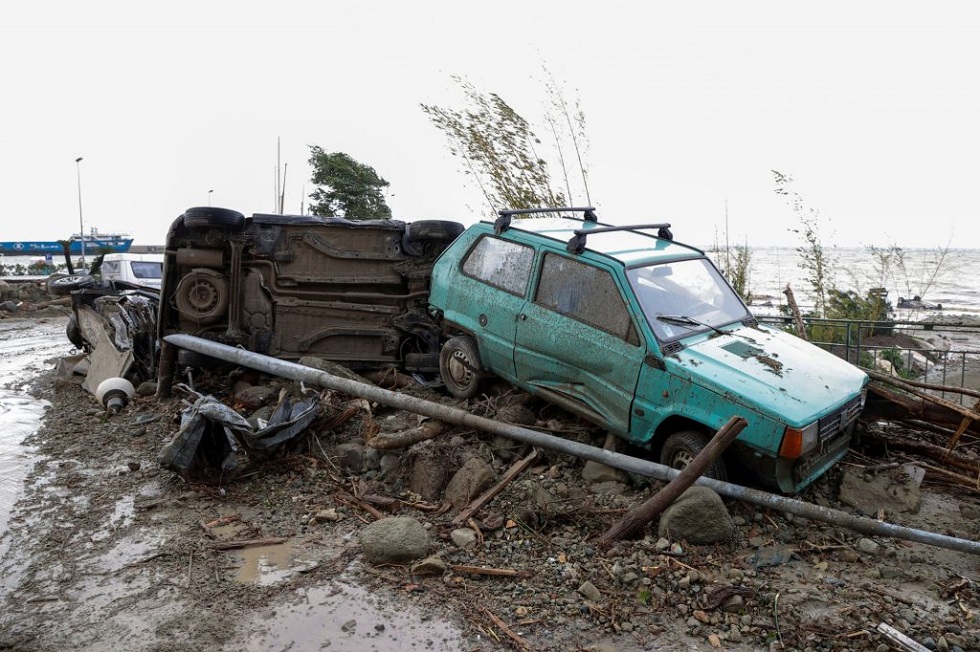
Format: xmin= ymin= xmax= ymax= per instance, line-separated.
xmin=711 ymin=246 xmax=980 ymax=317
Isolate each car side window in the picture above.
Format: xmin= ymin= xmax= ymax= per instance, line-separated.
xmin=461 ymin=236 xmax=535 ymax=297
xmin=535 ymin=253 xmax=639 ymax=346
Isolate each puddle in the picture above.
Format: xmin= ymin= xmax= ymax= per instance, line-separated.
xmin=232 ymin=539 xmax=321 ymax=586
xmin=0 ymin=318 xmax=69 ymax=552
xmin=225 ymin=582 xmax=466 ymax=651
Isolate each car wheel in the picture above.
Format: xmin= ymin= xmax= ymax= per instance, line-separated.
xmin=181 ymin=207 xmax=246 ymax=231
xmin=439 ymin=335 xmax=484 ymax=399
xmin=66 ymin=316 xmax=85 ymax=349
xmin=402 ymin=220 xmax=465 ymax=257
xmin=660 ymin=430 xmax=728 ymax=481
xmin=48 ymin=274 xmax=96 ymax=296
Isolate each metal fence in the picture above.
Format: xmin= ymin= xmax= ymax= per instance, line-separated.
xmin=757 ymin=316 xmax=980 ymax=405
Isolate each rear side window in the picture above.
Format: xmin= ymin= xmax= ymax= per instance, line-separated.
xmin=461 ymin=236 xmax=534 ymax=297
xmin=131 ymin=262 xmax=163 ymax=279
xmin=101 ymin=261 xmax=121 ymax=276
xmin=535 ymin=253 xmax=639 ymax=345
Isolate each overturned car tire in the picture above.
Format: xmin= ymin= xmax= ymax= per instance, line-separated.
xmin=181 ymin=207 xmax=246 ymax=231
xmin=402 ymin=220 xmax=465 ymax=257
xmin=48 ymin=274 xmax=96 ymax=296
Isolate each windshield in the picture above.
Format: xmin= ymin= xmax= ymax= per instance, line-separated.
xmin=626 ymin=258 xmax=751 ymax=341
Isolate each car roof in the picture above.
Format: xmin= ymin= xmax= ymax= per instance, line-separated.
xmin=484 ymin=216 xmax=704 ymax=267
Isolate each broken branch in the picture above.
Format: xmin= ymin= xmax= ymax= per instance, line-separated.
xmin=210 ymin=537 xmax=288 ymax=550
xmin=598 ymin=416 xmax=748 ymax=547
xmin=452 ymin=448 xmax=539 ymax=526
xmin=366 ymin=420 xmax=451 ymax=450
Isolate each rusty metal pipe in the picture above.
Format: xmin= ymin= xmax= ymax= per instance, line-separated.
xmin=163 ymin=333 xmax=980 ymax=556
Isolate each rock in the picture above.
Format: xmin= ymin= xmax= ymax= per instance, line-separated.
xmin=495 ymin=404 xmax=535 ymax=425
xmin=839 ymin=467 xmax=921 ymax=515
xmin=450 ymin=528 xmax=478 ymax=549
xmin=409 ymin=453 xmax=448 ymax=501
xmin=315 ymin=508 xmax=340 ymax=522
xmin=582 ymin=460 xmax=629 ymax=484
xmin=359 ymin=517 xmax=431 ymax=564
xmin=722 ymin=595 xmax=745 ymax=613
xmin=135 ymin=381 xmax=157 ymax=397
xmin=578 ymin=580 xmax=601 ymax=602
xmin=126 ymin=461 xmax=141 ymax=472
xmin=444 ymin=457 xmax=495 ymax=508
xmin=959 ymin=504 xmax=980 ymax=520
xmin=335 ymin=442 xmax=378 ymax=473
xmin=0 ymin=300 xmax=18 ymax=313
xmin=856 ymin=538 xmax=880 ymax=555
xmin=411 ymin=555 xmax=447 ymax=576
xmin=233 ymin=385 xmax=278 ymax=411
xmin=658 ymin=486 xmax=735 ymax=544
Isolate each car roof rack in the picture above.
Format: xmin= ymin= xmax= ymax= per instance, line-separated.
xmin=566 ymin=223 xmax=673 ymax=254
xmin=494 ymin=206 xmax=598 ymax=234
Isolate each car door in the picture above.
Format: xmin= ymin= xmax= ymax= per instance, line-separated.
xmin=447 ymin=235 xmax=535 ymax=378
xmin=514 ymin=252 xmax=644 ymax=435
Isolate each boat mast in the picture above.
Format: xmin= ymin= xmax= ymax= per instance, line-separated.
xmin=75 ymin=156 xmax=86 ymax=272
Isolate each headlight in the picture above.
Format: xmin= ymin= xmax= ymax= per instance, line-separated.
xmin=779 ymin=422 xmax=819 ymax=459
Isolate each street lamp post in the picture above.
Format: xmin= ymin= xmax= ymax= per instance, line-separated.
xmin=208 ymin=189 xmax=214 ymax=206
xmin=75 ymin=156 xmax=86 ymax=273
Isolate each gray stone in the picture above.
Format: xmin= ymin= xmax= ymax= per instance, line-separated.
xmin=857 ymin=538 xmax=880 ymax=555
xmin=410 ymin=554 xmax=447 ymax=576
xmin=578 ymin=580 xmax=602 ymax=602
xmin=658 ymin=486 xmax=734 ymax=544
xmin=496 ymin=404 xmax=536 ymax=426
xmin=582 ymin=460 xmax=629 ymax=484
xmin=450 ymin=528 xmax=478 ymax=549
xmin=409 ymin=454 xmax=448 ymax=501
xmin=359 ymin=517 xmax=431 ymax=564
xmin=444 ymin=457 xmax=495 ymax=508
xmin=839 ymin=467 xmax=921 ymax=515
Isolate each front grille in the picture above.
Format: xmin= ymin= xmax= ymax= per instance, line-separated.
xmin=817 ymin=395 xmax=863 ymax=442
xmin=794 ymin=426 xmax=852 ymax=484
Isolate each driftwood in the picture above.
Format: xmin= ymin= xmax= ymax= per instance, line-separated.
xmin=861 ymin=428 xmax=980 ymax=478
xmin=366 ymin=420 xmax=450 ymax=450
xmin=866 ymin=384 xmax=980 ymax=438
xmin=598 ymin=416 xmax=748 ymax=547
xmin=875 ymin=623 xmax=931 ymax=652
xmin=783 ymin=285 xmax=808 ymax=340
xmin=452 ymin=449 xmax=540 ymax=526
xmin=211 ymin=537 xmax=288 ymax=550
xmin=451 ymin=565 xmax=533 ymax=579
xmin=865 ymin=368 xmax=980 ymax=422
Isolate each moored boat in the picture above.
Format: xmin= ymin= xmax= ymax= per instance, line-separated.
xmin=0 ymin=228 xmax=133 ymax=256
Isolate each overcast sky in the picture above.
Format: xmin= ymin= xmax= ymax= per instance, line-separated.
xmin=2 ymin=0 xmax=978 ymax=249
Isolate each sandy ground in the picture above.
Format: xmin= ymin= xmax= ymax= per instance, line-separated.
xmin=0 ymin=315 xmax=979 ymax=651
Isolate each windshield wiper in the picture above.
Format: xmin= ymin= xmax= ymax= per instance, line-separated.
xmin=656 ymin=314 xmax=726 ymax=336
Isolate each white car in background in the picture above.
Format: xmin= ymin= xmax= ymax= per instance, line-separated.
xmin=99 ymin=253 xmax=164 ymax=289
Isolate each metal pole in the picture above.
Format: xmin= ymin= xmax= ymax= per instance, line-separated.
xmin=163 ymin=333 xmax=980 ymax=556
xmin=74 ymin=156 xmax=86 ymax=273
xmin=208 ymin=189 xmax=213 ymax=206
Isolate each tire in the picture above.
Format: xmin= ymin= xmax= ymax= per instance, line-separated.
xmin=660 ymin=430 xmax=728 ymax=481
xmin=66 ymin=316 xmax=85 ymax=349
xmin=48 ymin=274 xmax=96 ymax=296
xmin=439 ymin=335 xmax=484 ymax=399
xmin=402 ymin=220 xmax=465 ymax=257
xmin=173 ymin=269 xmax=229 ymax=324
xmin=181 ymin=207 xmax=246 ymax=231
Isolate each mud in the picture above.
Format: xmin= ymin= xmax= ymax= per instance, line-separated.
xmin=1 ymin=316 xmax=979 ymax=651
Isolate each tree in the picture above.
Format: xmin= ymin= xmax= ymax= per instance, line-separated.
xmin=307 ymin=147 xmax=392 ymax=220
xmin=421 ymin=77 xmax=566 ymax=211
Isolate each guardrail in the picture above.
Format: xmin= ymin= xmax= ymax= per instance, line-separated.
xmin=758 ymin=316 xmax=980 ymax=405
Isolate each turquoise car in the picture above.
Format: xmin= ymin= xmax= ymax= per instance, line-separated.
xmin=428 ymin=208 xmax=868 ymax=493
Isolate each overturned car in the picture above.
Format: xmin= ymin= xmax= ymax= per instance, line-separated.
xmin=157 ymin=207 xmax=464 ymax=372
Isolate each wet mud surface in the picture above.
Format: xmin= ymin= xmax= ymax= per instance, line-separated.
xmin=0 ymin=316 xmax=979 ymax=651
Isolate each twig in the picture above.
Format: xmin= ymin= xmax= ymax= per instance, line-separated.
xmin=367 ymin=420 xmax=450 ymax=450
xmin=202 ymin=513 xmax=241 ymax=529
xmin=774 ymin=592 xmax=783 ymax=648
xmin=452 ymin=449 xmax=539 ymax=526
xmin=451 ymin=565 xmax=533 ymax=579
xmin=335 ymin=490 xmax=384 ymax=520
xmin=482 ymin=606 xmax=529 ymax=651
xmin=210 ymin=537 xmax=288 ymax=551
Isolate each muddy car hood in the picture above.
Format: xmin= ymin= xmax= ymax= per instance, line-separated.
xmin=667 ymin=324 xmax=868 ymax=426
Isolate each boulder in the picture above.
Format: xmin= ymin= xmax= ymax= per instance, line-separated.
xmin=359 ymin=516 xmax=431 ymax=564
xmin=444 ymin=457 xmax=495 ymax=508
xmin=658 ymin=486 xmax=734 ymax=544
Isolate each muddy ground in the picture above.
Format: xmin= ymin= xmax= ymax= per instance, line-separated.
xmin=1 ymin=314 xmax=979 ymax=652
